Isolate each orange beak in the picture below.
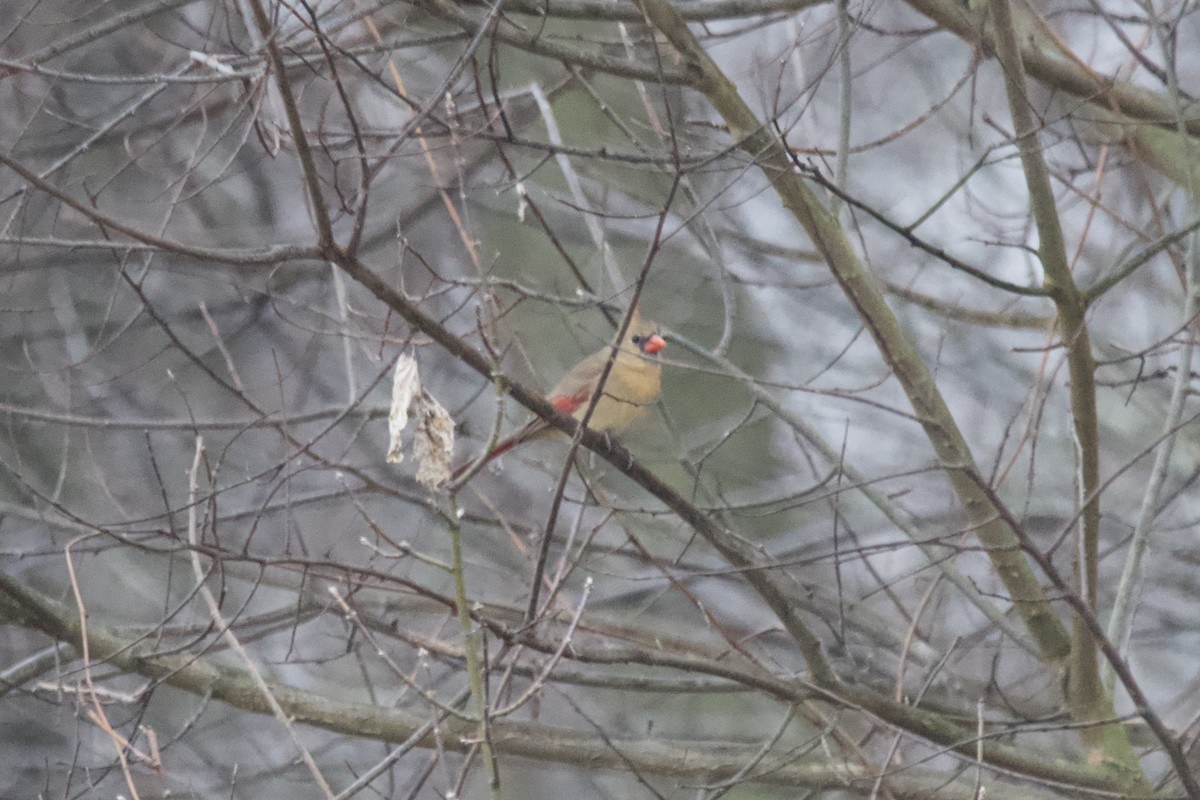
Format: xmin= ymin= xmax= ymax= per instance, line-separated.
xmin=641 ymin=334 xmax=667 ymax=354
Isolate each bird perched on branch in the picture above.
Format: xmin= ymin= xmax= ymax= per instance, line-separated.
xmin=452 ymin=312 xmax=666 ymax=480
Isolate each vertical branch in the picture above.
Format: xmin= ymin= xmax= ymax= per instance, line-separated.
xmin=832 ymin=0 xmax=852 ymax=217
xmin=446 ymin=495 xmax=501 ymax=790
xmin=525 ymin=176 xmax=679 ymax=623
xmin=987 ymin=0 xmax=1115 ymax=759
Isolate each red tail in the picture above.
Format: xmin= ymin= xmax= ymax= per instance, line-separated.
xmin=451 ymin=416 xmax=552 ymax=481
xmin=450 ymin=434 xmax=520 ymax=481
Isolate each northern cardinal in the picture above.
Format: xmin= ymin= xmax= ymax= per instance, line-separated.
xmin=452 ymin=314 xmax=666 ymax=480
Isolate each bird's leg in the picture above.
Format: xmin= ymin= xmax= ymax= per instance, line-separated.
xmin=602 ymin=431 xmax=636 ymax=469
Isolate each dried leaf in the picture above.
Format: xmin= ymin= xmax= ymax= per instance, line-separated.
xmin=386 ymin=353 xmax=456 ymax=489
xmin=387 ymin=354 xmax=421 ymax=464
xmin=414 ymin=390 xmax=455 ymax=489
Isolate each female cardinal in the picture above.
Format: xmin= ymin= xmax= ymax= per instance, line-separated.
xmin=453 ymin=314 xmax=666 ymax=480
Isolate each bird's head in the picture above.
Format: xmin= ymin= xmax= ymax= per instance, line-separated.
xmin=627 ymin=313 xmax=666 ymax=356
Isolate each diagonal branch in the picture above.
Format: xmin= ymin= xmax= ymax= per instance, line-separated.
xmin=328 ymin=246 xmax=838 ymax=684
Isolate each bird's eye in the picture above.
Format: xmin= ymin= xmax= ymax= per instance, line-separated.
xmin=631 ymin=334 xmax=644 ymax=346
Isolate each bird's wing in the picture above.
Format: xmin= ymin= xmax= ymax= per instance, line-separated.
xmin=546 ymin=350 xmax=608 ymax=415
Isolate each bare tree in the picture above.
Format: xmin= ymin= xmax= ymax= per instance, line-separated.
xmin=2 ymin=0 xmax=1200 ymax=797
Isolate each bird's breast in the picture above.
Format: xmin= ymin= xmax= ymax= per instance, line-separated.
xmin=587 ymin=360 xmax=661 ymax=431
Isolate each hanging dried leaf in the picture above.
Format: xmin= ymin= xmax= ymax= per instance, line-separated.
xmin=414 ymin=390 xmax=454 ymax=489
xmin=386 ymin=353 xmax=455 ymax=489
xmin=386 ymin=354 xmax=421 ymax=464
